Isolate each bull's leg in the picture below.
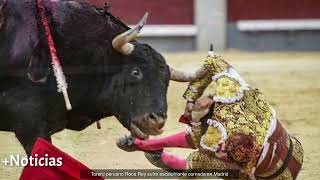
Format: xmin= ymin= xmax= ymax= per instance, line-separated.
xmin=3 ymin=89 xmax=51 ymax=155
xmin=14 ymin=117 xmax=51 ymax=155
xmin=117 ymin=131 xmax=195 ymax=152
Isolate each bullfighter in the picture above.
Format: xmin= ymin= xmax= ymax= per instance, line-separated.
xmin=117 ymin=46 xmax=304 ymax=179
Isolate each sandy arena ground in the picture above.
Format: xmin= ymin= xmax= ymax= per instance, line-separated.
xmin=0 ymin=51 xmax=320 ymax=179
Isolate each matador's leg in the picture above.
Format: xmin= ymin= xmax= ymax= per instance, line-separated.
xmin=145 ymin=151 xmax=249 ymax=179
xmin=145 ymin=151 xmax=188 ymax=171
xmin=117 ymin=131 xmax=195 ymax=152
xmin=188 ymin=151 xmax=249 ymax=179
xmin=255 ymin=135 xmax=304 ymax=180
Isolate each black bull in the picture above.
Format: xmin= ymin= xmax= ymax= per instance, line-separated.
xmin=0 ymin=0 xmax=174 ymax=155
xmin=0 ymin=0 xmax=204 ymax=155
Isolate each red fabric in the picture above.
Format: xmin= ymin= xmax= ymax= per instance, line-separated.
xmin=178 ymin=114 xmax=191 ymax=125
xmin=20 ymin=138 xmax=103 ymax=180
xmin=36 ymin=0 xmax=61 ymax=66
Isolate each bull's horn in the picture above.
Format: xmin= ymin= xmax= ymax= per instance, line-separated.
xmin=169 ymin=65 xmax=207 ymax=82
xmin=112 ymin=12 xmax=149 ymax=55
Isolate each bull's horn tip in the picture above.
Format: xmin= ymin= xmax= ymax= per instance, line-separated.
xmin=144 ymin=12 xmax=149 ymax=19
xmin=141 ymin=12 xmax=149 ymax=25
xmin=136 ymin=12 xmax=149 ymax=32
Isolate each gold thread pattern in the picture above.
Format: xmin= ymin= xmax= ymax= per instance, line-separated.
xmin=181 ymin=55 xmax=304 ymax=179
xmin=199 ymin=88 xmax=273 ymax=175
xmin=183 ymin=56 xmax=229 ymax=101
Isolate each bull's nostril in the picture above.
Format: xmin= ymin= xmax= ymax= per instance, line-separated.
xmin=162 ymin=113 xmax=168 ymax=119
xmin=148 ymin=113 xmax=166 ymax=129
xmin=149 ymin=113 xmax=157 ymax=120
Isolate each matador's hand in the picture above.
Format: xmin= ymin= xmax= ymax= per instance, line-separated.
xmin=191 ymin=97 xmax=214 ymax=122
xmin=184 ymin=101 xmax=194 ymax=116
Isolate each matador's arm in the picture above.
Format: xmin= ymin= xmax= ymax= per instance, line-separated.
xmin=183 ymin=54 xmax=230 ymax=102
xmin=183 ymin=53 xmax=231 ymax=147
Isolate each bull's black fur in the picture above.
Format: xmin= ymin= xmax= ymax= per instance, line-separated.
xmin=0 ymin=1 xmax=6 ymax=30
xmin=0 ymin=0 xmax=170 ymax=154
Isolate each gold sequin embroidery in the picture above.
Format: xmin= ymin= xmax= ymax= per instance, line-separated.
xmin=199 ymin=88 xmax=273 ymax=175
xmin=183 ymin=56 xmax=229 ymax=101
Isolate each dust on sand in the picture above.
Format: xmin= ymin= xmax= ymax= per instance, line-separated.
xmin=1 ymin=51 xmax=320 ymax=179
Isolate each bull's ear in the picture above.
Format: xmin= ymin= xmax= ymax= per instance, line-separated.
xmin=27 ymin=44 xmax=50 ymax=83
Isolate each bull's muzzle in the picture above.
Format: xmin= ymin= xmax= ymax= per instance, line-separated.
xmin=130 ymin=113 xmax=166 ymax=139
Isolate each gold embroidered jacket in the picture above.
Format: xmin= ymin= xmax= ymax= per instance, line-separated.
xmin=184 ymin=55 xmax=273 ymax=175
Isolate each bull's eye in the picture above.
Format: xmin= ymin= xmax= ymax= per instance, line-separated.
xmin=131 ymin=69 xmax=142 ymax=80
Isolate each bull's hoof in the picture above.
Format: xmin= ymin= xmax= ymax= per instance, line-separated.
xmin=144 ymin=151 xmax=175 ymax=172
xmin=116 ymin=135 xmax=139 ymax=152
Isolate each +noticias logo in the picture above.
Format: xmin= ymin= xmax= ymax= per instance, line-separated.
xmin=1 ymin=154 xmax=63 ymax=167
xmin=2 ymin=158 xmax=10 ymax=165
